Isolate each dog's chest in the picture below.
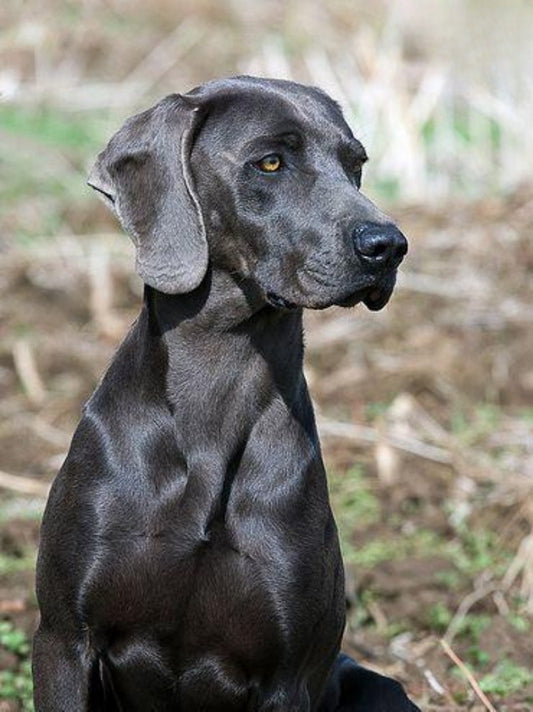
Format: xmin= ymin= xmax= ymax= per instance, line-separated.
xmin=82 ymin=520 xmax=321 ymax=662
xmin=77 ymin=391 xmax=341 ymax=663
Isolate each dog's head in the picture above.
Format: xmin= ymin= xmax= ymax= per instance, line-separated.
xmin=89 ymin=76 xmax=407 ymax=311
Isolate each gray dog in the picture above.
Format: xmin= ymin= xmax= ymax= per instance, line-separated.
xmin=33 ymin=76 xmax=418 ymax=711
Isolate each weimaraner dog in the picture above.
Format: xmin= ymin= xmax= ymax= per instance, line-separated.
xmin=33 ymin=76 xmax=418 ymax=711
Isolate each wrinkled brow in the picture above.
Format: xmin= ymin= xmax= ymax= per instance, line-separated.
xmin=244 ymin=130 xmax=304 ymax=152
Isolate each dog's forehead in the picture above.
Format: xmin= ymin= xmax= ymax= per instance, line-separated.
xmin=190 ymin=77 xmax=353 ymax=148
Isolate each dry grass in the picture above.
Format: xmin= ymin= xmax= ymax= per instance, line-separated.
xmin=2 ymin=1 xmax=532 ymax=205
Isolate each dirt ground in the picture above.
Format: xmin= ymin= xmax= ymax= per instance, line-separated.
xmin=1 ymin=189 xmax=533 ymax=710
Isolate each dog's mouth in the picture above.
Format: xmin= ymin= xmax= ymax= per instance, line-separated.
xmin=266 ymin=292 xmax=299 ymax=310
xmin=266 ymin=273 xmax=397 ymax=312
xmin=337 ymin=278 xmax=396 ymax=311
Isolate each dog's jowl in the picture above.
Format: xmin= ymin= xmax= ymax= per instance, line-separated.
xmin=33 ymin=76 xmax=418 ymax=711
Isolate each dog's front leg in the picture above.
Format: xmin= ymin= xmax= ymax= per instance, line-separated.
xmin=32 ymin=625 xmax=100 ymax=712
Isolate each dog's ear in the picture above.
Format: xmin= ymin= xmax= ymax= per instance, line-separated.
xmin=88 ymin=95 xmax=207 ymax=294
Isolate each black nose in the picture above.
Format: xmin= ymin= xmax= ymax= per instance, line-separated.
xmin=353 ymin=222 xmax=408 ymax=269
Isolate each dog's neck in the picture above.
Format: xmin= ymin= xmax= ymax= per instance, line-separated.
xmin=87 ymin=274 xmax=321 ymax=534
xmin=142 ymin=270 xmax=306 ymax=418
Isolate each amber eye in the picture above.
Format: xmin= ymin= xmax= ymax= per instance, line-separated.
xmin=256 ymin=154 xmax=282 ymax=173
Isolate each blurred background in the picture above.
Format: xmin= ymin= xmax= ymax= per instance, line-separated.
xmin=1 ymin=1 xmax=532 ymax=709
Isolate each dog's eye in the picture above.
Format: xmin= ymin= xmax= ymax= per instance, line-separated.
xmin=255 ymin=154 xmax=283 ymax=173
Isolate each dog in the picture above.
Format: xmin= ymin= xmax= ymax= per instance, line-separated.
xmin=33 ymin=76 xmax=418 ymax=711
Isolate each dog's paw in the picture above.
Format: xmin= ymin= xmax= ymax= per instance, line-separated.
xmin=321 ymin=653 xmax=421 ymax=711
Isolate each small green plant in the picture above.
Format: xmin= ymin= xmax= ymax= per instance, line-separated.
xmin=348 ymin=538 xmax=396 ymax=568
xmin=0 ymin=551 xmax=36 ymax=576
xmin=0 ymin=622 xmax=34 ymax=711
xmin=456 ymin=613 xmax=491 ymax=642
xmin=466 ymin=645 xmax=490 ymax=667
xmin=507 ymin=612 xmax=531 ymax=634
xmin=451 ymin=404 xmax=501 ymax=447
xmin=479 ymin=659 xmax=533 ymax=697
xmin=434 ymin=569 xmax=462 ymax=589
xmin=0 ymin=662 xmax=34 ymax=711
xmin=364 ymin=401 xmax=390 ymax=420
xmin=446 ymin=526 xmax=507 ymax=576
xmin=329 ymin=466 xmax=380 ymax=534
xmin=427 ymin=602 xmax=453 ymax=633
xmin=348 ymin=528 xmax=441 ymax=568
xmin=0 ymin=621 xmax=31 ymax=656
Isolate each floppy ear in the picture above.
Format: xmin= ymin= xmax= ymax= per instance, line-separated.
xmin=88 ymin=95 xmax=208 ymax=294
